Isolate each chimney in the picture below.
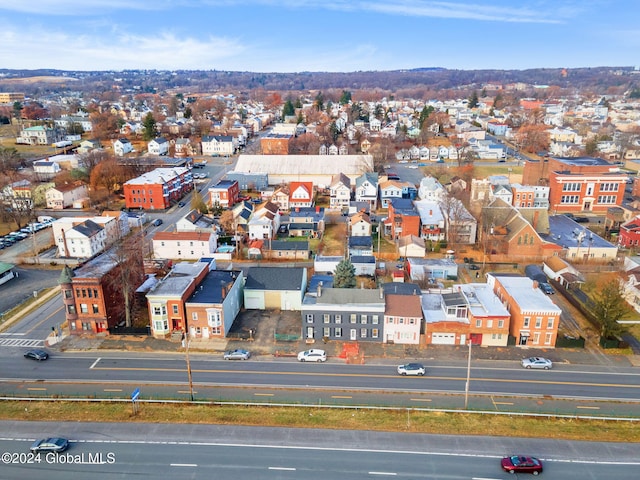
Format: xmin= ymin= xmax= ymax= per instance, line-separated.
xmin=533 ymin=280 xmax=539 ymax=289
xmin=379 ymin=287 xmax=384 ymax=299
xmin=317 ymin=281 xmax=322 ymax=297
xmin=316 ymin=206 xmax=320 ymax=213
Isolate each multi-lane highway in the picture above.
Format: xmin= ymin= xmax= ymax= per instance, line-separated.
xmin=1 ymin=421 xmax=638 ymax=479
xmin=2 ymin=350 xmax=640 ymax=416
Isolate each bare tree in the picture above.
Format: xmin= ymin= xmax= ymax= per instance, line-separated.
xmin=105 ymin=232 xmax=146 ymax=328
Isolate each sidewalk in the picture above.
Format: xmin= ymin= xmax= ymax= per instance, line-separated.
xmin=53 ymin=330 xmax=639 ymax=368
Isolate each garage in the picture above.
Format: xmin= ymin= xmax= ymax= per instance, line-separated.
xmin=243 ymin=292 xmax=265 ymax=310
xmin=431 ymin=333 xmax=456 ymax=345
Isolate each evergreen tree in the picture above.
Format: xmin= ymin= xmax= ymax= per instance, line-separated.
xmin=418 ymin=105 xmax=434 ymax=129
xmin=282 ymin=99 xmax=295 ymax=118
xmin=591 ymin=280 xmax=632 ymax=338
xmin=334 ymin=259 xmax=356 ymax=288
xmin=468 ymin=90 xmax=479 ymax=109
xmin=339 ymin=90 xmax=352 ymax=105
xmin=142 ymin=112 xmax=157 ymax=141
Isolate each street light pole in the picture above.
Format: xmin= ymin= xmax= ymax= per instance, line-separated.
xmin=464 ymin=340 xmax=472 ymax=409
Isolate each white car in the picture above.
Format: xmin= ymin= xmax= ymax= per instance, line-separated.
xmin=297 ymin=349 xmax=327 ymax=362
xmin=397 ymin=363 xmax=426 ymax=376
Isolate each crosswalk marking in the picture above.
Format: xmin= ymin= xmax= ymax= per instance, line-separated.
xmin=0 ymin=338 xmax=45 ymax=347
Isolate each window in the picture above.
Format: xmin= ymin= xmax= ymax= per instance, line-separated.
xmin=335 ymin=327 xmax=342 ymax=338
xmin=67 ymin=305 xmax=76 ymax=314
xmin=191 ymin=312 xmax=198 ymax=321
xmin=92 ymin=304 xmax=99 ymax=314
xmin=69 ymin=321 xmax=76 ymax=330
xmin=82 ymin=322 xmax=92 ymax=331
xmin=535 ymin=317 xmax=542 ymax=328
xmin=498 ymin=319 xmax=504 ymax=328
xmin=372 ymin=315 xmax=379 ymax=324
xmin=372 ymin=329 xmax=379 ymax=338
xmin=560 ymin=195 xmax=579 ymax=204
xmin=476 ymin=319 xmax=482 ymax=328
xmin=563 ymin=182 xmax=581 ymax=192
xmin=93 ymin=289 xmax=98 ymax=298
xmin=597 ymin=195 xmax=616 ymax=204
xmin=323 ymin=314 xmax=330 ymax=323
xmin=323 ymin=327 xmax=330 ymax=337
xmin=306 ymin=314 xmax=313 ymax=324
xmin=350 ymin=314 xmax=357 ymax=323
xmin=360 ymin=328 xmax=367 ymax=338
xmin=523 ymin=317 xmax=530 ymax=328
xmin=547 ymin=317 xmax=554 ymax=329
xmin=335 ymin=314 xmax=342 ymax=324
xmin=80 ymin=304 xmax=88 ymax=313
xmin=533 ymin=332 xmax=541 ymax=344
xmin=172 ymin=305 xmax=179 ymax=315
xmin=545 ymin=332 xmax=553 ymax=345
xmin=487 ymin=319 xmax=493 ymax=328
xmin=64 ymin=289 xmax=73 ymax=299
xmin=599 ymin=182 xmax=618 ymax=192
xmin=361 ymin=314 xmax=367 ymax=324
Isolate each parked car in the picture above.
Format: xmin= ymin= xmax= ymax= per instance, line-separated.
xmin=152 ymin=218 xmax=163 ymax=227
xmin=30 ymin=437 xmax=69 ymax=453
xmin=501 ymin=455 xmax=543 ymax=475
xmin=223 ymin=349 xmax=251 ymax=360
xmin=178 ymin=201 xmax=186 ymax=207
xmin=297 ymin=349 xmax=327 ymax=362
xmin=24 ymin=349 xmax=49 ymax=361
xmin=574 ymin=216 xmax=589 ymax=223
xmin=539 ymin=282 xmax=554 ymax=294
xmin=397 ymin=363 xmax=426 ymax=376
xmin=521 ymin=357 xmax=553 ymax=370
xmin=468 ymin=264 xmax=480 ymax=270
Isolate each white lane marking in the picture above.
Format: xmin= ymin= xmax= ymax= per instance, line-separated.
xmin=269 ymin=467 xmax=296 ymax=471
xmin=0 ymin=332 xmax=26 ymax=336
xmin=170 ymin=463 xmax=198 ymax=467
xmin=0 ymin=338 xmax=44 ymax=347
xmin=369 ymin=472 xmax=397 ymax=476
xmin=89 ymin=358 xmax=101 ymax=369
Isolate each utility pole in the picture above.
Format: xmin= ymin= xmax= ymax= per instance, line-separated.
xmin=464 ymin=340 xmax=472 ymax=409
xmin=183 ymin=334 xmax=194 ymax=401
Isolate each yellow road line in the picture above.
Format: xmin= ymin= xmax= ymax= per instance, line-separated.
xmin=409 ymin=398 xmax=432 ymax=402
xmin=331 ymin=395 xmax=352 ymax=399
xmin=254 ymin=393 xmax=274 ymax=397
xmin=576 ymin=406 xmax=600 ymax=410
xmin=27 ymin=387 xmax=47 ymax=391
xmin=103 ymin=389 xmax=123 ymax=392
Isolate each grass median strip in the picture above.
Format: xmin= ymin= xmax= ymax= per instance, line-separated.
xmin=1 ymin=400 xmax=639 ymax=443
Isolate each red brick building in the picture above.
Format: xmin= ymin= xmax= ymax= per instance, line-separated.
xmin=619 ymin=215 xmax=640 ymax=248
xmin=386 ymin=198 xmax=420 ymax=241
xmin=123 ymin=167 xmax=193 ymax=210
xmin=59 ymin=250 xmax=145 ymax=335
xmin=208 ymin=179 xmax=239 ymax=208
xmin=260 ymin=133 xmax=291 ymax=155
xmin=523 ymin=157 xmax=627 ymax=214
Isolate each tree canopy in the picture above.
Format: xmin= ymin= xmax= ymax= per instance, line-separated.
xmin=334 ymin=259 xmax=356 ymax=288
xmin=590 ymin=279 xmax=632 ymax=339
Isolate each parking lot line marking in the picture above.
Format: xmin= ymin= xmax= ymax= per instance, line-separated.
xmin=254 ymin=393 xmax=274 ymax=396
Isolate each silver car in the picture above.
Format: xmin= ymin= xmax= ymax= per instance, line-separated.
xmin=521 ymin=357 xmax=553 ymax=370
xmin=223 ymin=349 xmax=251 ymax=360
xmin=30 ymin=437 xmax=69 ymax=453
xmin=397 ymin=363 xmax=426 ymax=376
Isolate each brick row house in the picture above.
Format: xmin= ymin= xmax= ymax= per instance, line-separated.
xmin=208 ymin=179 xmax=240 ymax=209
xmin=123 ymin=167 xmax=193 ymax=210
xmin=58 ymin=250 xmax=145 ymax=335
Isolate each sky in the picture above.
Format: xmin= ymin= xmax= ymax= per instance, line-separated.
xmin=0 ymin=0 xmax=638 ymax=73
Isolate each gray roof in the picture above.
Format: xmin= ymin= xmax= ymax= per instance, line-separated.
xmin=186 ymin=270 xmax=242 ymax=304
xmin=303 ymin=287 xmax=385 ymax=306
xmin=269 ymin=240 xmax=309 ymax=251
xmin=73 ymin=219 xmax=103 ymax=237
xmin=245 ymin=266 xmax=305 ymax=291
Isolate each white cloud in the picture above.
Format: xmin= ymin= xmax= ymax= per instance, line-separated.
xmin=0 ymin=25 xmax=247 ymax=70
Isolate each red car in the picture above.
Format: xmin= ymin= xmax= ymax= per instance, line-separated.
xmin=501 ymin=455 xmax=543 ymax=475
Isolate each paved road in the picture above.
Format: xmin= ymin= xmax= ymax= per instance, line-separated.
xmin=3 ymin=352 xmax=640 ymax=416
xmin=1 ymin=421 xmax=638 ymax=480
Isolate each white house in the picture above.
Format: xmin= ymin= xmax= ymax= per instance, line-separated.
xmin=355 ymin=172 xmax=378 ymax=209
xmin=248 ymin=201 xmax=280 ymax=240
xmin=202 ymin=135 xmax=235 ymax=156
xmin=45 ymin=183 xmax=89 ymax=209
xmin=152 ymin=231 xmax=218 ymax=260
xmin=148 ymin=137 xmax=169 ymax=156
xmin=113 ymin=138 xmax=133 ymax=156
xmin=330 ymin=173 xmax=351 ymax=208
